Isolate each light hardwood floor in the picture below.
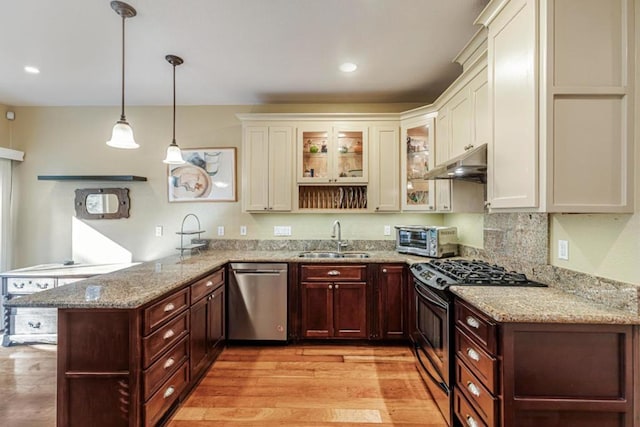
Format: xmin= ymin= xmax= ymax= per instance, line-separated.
xmin=0 ymin=344 xmax=446 ymax=427
xmin=168 ymin=344 xmax=447 ymax=427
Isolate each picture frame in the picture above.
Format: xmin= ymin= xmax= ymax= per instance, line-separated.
xmin=167 ymin=147 xmax=237 ymax=202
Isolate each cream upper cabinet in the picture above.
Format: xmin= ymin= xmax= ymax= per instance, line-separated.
xmin=400 ymin=116 xmax=435 ymax=211
xmin=371 ymin=124 xmax=401 ymax=212
xmin=478 ymin=0 xmax=635 ymax=212
xmin=242 ymin=125 xmax=294 ymax=212
xmin=297 ymin=123 xmax=368 ymax=184
xmin=435 ymin=109 xmax=453 ymax=212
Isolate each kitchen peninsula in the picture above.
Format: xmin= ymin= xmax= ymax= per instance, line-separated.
xmin=7 ymin=249 xmax=640 ymax=427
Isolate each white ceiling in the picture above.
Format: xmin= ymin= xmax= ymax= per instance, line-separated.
xmin=1 ymin=0 xmax=488 ymax=107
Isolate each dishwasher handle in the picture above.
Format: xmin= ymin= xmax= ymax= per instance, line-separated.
xmin=232 ymin=269 xmax=285 ymax=275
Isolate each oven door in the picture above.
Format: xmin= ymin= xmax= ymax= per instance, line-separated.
xmin=412 ymin=280 xmax=452 ymax=425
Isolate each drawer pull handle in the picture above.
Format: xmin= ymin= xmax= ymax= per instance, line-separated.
xmin=163 ymin=386 xmax=175 ymax=399
xmin=466 ymin=348 xmax=480 ymax=362
xmin=206 ymin=280 xmax=214 ymax=287
xmin=163 ymin=329 xmax=175 ymax=340
xmin=466 ymin=381 xmax=481 ymax=397
xmin=465 ymin=316 xmax=480 ymax=329
xmin=36 ymin=283 xmax=49 ymax=289
xmin=163 ymin=357 xmax=175 ymax=369
xmin=28 ymin=321 xmax=42 ymax=329
xmin=163 ymin=303 xmax=175 ymax=312
xmin=465 ymin=415 xmax=478 ymax=427
xmin=327 ymin=270 xmax=340 ymax=276
xmin=13 ymin=283 xmax=25 ymax=289
xmin=464 ymin=144 xmax=474 ymax=151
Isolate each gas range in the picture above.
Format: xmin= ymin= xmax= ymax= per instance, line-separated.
xmin=410 ymin=259 xmax=546 ymax=291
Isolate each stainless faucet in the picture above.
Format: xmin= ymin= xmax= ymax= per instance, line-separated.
xmin=331 ymin=220 xmax=348 ymax=253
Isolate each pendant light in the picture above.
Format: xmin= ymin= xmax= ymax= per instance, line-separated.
xmin=106 ymin=1 xmax=139 ymax=149
xmin=163 ymin=55 xmax=186 ymax=164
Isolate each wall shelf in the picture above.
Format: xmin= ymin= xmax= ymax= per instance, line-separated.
xmin=38 ymin=175 xmax=147 ymax=182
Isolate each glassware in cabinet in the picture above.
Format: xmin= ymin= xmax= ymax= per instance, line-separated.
xmin=401 ymin=117 xmax=435 ymax=211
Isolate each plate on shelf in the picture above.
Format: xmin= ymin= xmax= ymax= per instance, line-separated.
xmin=170 ymin=165 xmax=212 ymax=199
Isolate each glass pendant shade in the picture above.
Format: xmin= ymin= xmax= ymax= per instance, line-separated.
xmin=163 ymin=141 xmax=185 ymax=164
xmin=107 ymin=119 xmax=139 ymax=149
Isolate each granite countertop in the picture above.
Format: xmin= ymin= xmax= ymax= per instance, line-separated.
xmin=451 ymin=286 xmax=640 ymax=325
xmin=0 ymin=262 xmax=138 ymax=278
xmin=5 ymin=250 xmax=422 ymax=310
xmin=7 ymin=250 xmax=639 ymax=325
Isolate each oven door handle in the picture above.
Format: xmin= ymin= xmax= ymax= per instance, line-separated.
xmin=413 ymin=345 xmax=448 ymax=394
xmin=414 ymin=285 xmax=448 ymax=310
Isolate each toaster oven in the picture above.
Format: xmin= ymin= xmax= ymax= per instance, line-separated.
xmin=395 ymin=225 xmax=458 ymax=258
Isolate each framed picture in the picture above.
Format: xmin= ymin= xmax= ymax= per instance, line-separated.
xmin=168 ymin=147 xmax=237 ymax=202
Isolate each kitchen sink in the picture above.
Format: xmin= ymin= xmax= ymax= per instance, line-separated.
xmin=298 ymin=251 xmax=370 ymax=259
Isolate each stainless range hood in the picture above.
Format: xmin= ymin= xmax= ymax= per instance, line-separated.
xmin=424 ymin=143 xmax=487 ymax=183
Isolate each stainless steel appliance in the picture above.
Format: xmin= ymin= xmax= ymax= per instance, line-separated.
xmin=228 ymin=263 xmax=288 ymax=341
xmin=395 ymin=225 xmax=459 ymax=258
xmin=409 ymin=259 xmax=545 ymax=426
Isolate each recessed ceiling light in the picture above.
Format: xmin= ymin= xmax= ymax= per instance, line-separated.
xmin=24 ymin=66 xmax=40 ymax=74
xmin=339 ymin=62 xmax=357 ymax=73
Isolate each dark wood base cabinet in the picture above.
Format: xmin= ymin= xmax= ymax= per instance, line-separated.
xmin=454 ymin=298 xmax=636 ymax=427
xmin=56 ymin=267 xmax=225 ymax=427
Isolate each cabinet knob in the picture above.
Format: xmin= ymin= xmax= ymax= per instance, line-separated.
xmin=36 ymin=283 xmax=49 ymax=289
xmin=328 ymin=284 xmax=333 ymax=289
xmin=466 ymin=381 xmax=481 ymax=397
xmin=163 ymin=329 xmax=175 ymax=340
xmin=465 ymin=415 xmax=478 ymax=427
xmin=206 ymin=280 xmax=214 ymax=287
xmin=163 ymin=386 xmax=175 ymax=399
xmin=264 ymin=207 xmax=268 ymax=210
xmin=13 ymin=282 xmax=25 ymax=289
xmin=375 ymin=207 xmax=379 ymax=211
xmin=335 ymin=284 xmax=339 ymax=289
xmin=382 ymin=268 xmax=388 ymax=273
xmin=466 ymin=347 xmax=481 ymax=362
xmin=443 ymin=205 xmax=449 ymax=210
xmin=163 ymin=357 xmax=175 ymax=369
xmin=28 ymin=321 xmax=42 ymax=329
xmin=428 ymin=205 xmax=434 ymax=210
xmin=465 ymin=316 xmax=480 ymax=329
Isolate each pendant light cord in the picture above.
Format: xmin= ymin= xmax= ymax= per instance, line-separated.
xmin=172 ymin=63 xmax=176 ymax=143
xmin=120 ymin=15 xmax=126 ymax=121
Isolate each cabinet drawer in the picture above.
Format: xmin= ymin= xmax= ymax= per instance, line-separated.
xmin=144 ymin=361 xmax=189 ymax=427
xmin=454 ymin=387 xmax=490 ymax=427
xmin=456 ymin=328 xmax=498 ymax=393
xmin=143 ymin=336 xmax=189 ymax=401
xmin=300 ymin=265 xmax=366 ymax=281
xmin=455 ymin=299 xmax=497 ymax=354
xmin=143 ymin=311 xmax=189 ymax=367
xmin=190 ymin=268 xmax=224 ymax=304
xmin=456 ymin=357 xmax=498 ymax=427
xmin=9 ymin=308 xmax=57 ymax=334
xmin=6 ymin=278 xmax=55 ymax=294
xmin=143 ymin=288 xmax=189 ymax=334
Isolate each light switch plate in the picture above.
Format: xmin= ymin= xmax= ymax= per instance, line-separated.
xmin=558 ymin=240 xmax=569 ymax=260
xmin=384 ymin=225 xmax=391 ymax=236
xmin=155 ymin=226 xmax=163 ymax=237
xmin=217 ymin=226 xmax=225 ymax=236
xmin=240 ymin=226 xmax=247 ymax=236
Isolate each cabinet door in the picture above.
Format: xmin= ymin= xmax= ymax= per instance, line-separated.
xmin=301 ymin=282 xmax=332 ymax=338
xmin=470 ymin=68 xmax=489 ymax=149
xmin=334 ymin=125 xmax=368 ymax=184
xmin=448 ymin=88 xmax=473 ymax=159
xmin=268 ymin=127 xmax=293 ymax=211
xmin=243 ymin=126 xmax=270 ymax=211
xmin=298 ymin=125 xmax=332 ymax=183
xmin=378 ymin=265 xmax=406 ymax=340
xmin=333 ymin=282 xmax=367 ymax=339
xmin=371 ymin=125 xmax=400 ymax=212
xmin=190 ymin=297 xmax=208 ymax=378
xmin=207 ymin=285 xmax=225 ymax=355
xmin=487 ymin=0 xmax=538 ymax=209
xmin=401 ymin=117 xmax=436 ymax=211
xmin=435 ymin=111 xmax=452 ymax=212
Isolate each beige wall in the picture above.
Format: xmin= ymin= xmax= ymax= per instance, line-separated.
xmin=443 ymin=213 xmax=484 ymax=248
xmin=9 ymin=104 xmax=439 ymax=268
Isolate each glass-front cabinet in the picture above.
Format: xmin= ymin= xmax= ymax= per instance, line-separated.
xmin=401 ymin=116 xmax=435 ymax=211
xmin=297 ymin=124 xmax=368 ymax=184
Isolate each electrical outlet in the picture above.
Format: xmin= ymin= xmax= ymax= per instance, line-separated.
xmin=240 ymin=226 xmax=247 ymax=236
xmin=558 ymin=240 xmax=569 ymax=260
xmin=384 ymin=225 xmax=391 ymax=236
xmin=217 ymin=226 xmax=225 ymax=236
xmin=155 ymin=226 xmax=163 ymax=237
xmin=274 ymin=226 xmax=292 ymax=236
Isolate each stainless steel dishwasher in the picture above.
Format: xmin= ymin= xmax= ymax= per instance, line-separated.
xmin=228 ymin=263 xmax=288 ymax=341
